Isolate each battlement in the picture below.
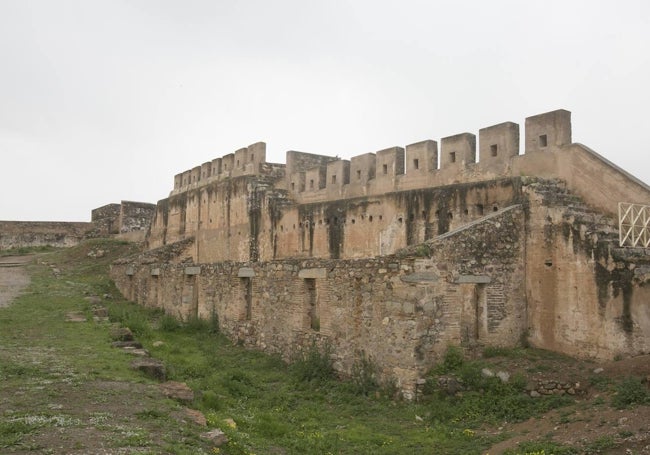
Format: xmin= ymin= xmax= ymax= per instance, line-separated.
xmin=169 ymin=109 xmax=573 ymax=199
xmin=285 ymin=109 xmax=567 ymax=201
xmin=172 ymin=142 xmax=271 ymax=194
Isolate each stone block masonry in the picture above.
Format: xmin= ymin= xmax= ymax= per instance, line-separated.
xmin=113 ymin=109 xmax=650 ymax=397
xmin=1 ymin=200 xmax=156 ymax=251
xmin=113 ymin=205 xmax=527 ymax=396
xmin=0 ymin=221 xmax=94 ymax=250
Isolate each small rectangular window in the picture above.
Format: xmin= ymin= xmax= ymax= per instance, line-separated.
xmin=413 ymin=159 xmax=419 ymax=170
xmin=331 ymin=175 xmax=337 ymax=184
xmin=382 ymin=164 xmax=388 ymax=174
xmin=539 ymin=135 xmax=548 ymax=147
xmin=356 ymin=170 xmax=361 ymax=180
xmin=450 ymin=152 xmax=456 ymax=163
xmin=490 ymin=144 xmax=498 ymax=157
xmin=310 ymin=179 xmax=314 ymax=189
xmin=291 ymin=182 xmax=295 ymax=190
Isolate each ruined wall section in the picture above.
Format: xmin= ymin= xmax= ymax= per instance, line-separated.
xmin=112 ymin=207 xmax=526 ymax=395
xmin=524 ymin=179 xmax=650 ymax=359
xmin=0 ymin=221 xmax=93 ymax=250
xmin=91 ymin=204 xmax=121 ymax=235
xmin=118 ymin=201 xmax=156 ymax=234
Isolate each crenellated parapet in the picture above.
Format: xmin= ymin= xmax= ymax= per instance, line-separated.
xmin=169 ymin=110 xmax=575 ymax=200
xmin=287 ymin=109 xmax=569 ymax=201
xmin=171 ymin=142 xmax=271 ymax=195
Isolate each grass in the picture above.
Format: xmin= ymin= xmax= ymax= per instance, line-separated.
xmin=0 ymin=245 xmax=57 ymax=257
xmin=0 ymin=239 xmax=614 ymax=454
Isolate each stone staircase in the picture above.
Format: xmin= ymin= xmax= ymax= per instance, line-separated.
xmin=524 ymin=178 xmax=650 ymax=263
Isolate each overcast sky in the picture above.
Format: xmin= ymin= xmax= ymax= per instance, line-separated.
xmin=1 ymin=0 xmax=649 ymax=221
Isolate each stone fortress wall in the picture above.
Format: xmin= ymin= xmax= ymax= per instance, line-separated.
xmin=112 ymin=109 xmax=650 ymax=397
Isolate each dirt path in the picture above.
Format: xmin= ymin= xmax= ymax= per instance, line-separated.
xmin=0 ymin=255 xmax=32 ymax=308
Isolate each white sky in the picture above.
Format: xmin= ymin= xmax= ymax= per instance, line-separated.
xmin=1 ymin=0 xmax=649 ymax=221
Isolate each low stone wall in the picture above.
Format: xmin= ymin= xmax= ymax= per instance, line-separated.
xmin=0 ymin=221 xmax=93 ymax=250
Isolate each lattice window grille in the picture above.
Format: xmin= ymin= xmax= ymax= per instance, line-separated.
xmin=618 ymin=202 xmax=650 ymax=247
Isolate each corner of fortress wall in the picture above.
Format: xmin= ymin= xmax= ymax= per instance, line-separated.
xmin=114 ymin=109 xmax=650 ymax=397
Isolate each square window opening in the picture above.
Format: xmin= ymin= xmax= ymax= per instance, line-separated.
xmin=539 ymin=134 xmax=548 ymax=147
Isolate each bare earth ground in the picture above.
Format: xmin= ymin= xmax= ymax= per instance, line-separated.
xmin=481 ymin=354 xmax=650 ymax=454
xmin=0 ymin=255 xmax=32 ymax=308
xmin=0 ymin=255 xmax=649 ymax=454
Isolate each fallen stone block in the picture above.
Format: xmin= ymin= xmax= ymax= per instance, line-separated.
xmin=111 ymin=327 xmax=134 ymax=342
xmin=131 ymin=358 xmax=166 ymax=381
xmin=160 ymin=381 xmax=194 ymax=403
xmin=183 ymin=408 xmax=206 ymax=426
xmin=200 ymin=428 xmax=228 ymax=447
xmin=111 ymin=341 xmax=143 ymax=349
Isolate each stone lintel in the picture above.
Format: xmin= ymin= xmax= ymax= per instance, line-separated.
xmin=400 ymin=272 xmax=439 ymax=284
xmin=150 ymin=268 xmax=160 ymax=276
xmin=237 ymin=267 xmax=256 ymax=278
xmin=455 ymin=275 xmax=491 ymax=284
xmin=125 ymin=265 xmax=135 ymax=276
xmin=184 ymin=266 xmax=201 ymax=276
xmin=298 ymin=268 xmax=327 ymax=279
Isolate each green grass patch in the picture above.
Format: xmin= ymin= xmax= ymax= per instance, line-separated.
xmin=0 ymin=239 xmax=584 ymax=454
xmin=611 ymin=376 xmax=650 ymax=409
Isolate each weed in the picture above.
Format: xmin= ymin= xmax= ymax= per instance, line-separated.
xmin=290 ymin=341 xmax=336 ymax=383
xmin=107 ymin=304 xmax=151 ymax=338
xmin=589 ymin=374 xmax=612 ymax=391
xmin=436 ymin=345 xmax=464 ymax=373
xmin=504 ymin=440 xmax=578 ymax=454
xmin=183 ymin=315 xmax=212 ymax=333
xmin=584 ymin=435 xmax=616 ymax=453
xmin=201 ymin=390 xmax=221 ymax=410
xmin=414 ymin=244 xmax=431 ymax=257
xmin=611 ymin=376 xmax=650 ymax=409
xmin=349 ymin=351 xmax=379 ymax=396
xmin=0 ymin=420 xmax=36 ymax=448
xmin=159 ymin=313 xmax=181 ymax=332
xmin=136 ymin=410 xmax=166 ymax=420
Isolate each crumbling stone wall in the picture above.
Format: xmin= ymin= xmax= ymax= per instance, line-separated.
xmin=0 ymin=221 xmax=93 ymax=250
xmin=119 ymin=201 xmax=156 ymax=234
xmin=112 ymin=206 xmax=526 ymax=396
xmin=91 ymin=204 xmax=121 ymax=235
